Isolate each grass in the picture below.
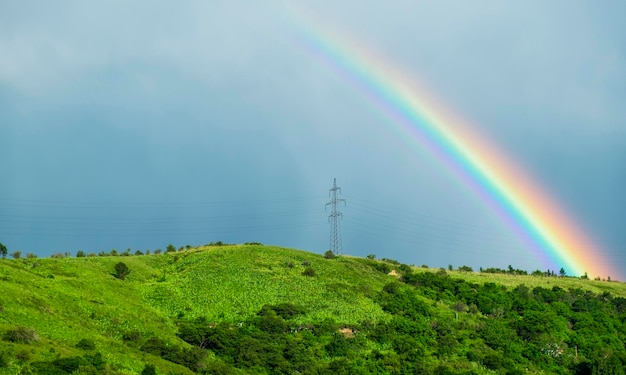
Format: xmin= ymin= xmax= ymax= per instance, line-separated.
xmin=0 ymin=245 xmax=393 ymax=374
xmin=418 ymin=267 xmax=626 ymax=296
xmin=1 ymin=244 xmax=624 ymax=374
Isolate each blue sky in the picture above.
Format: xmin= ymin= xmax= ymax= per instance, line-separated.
xmin=1 ymin=1 xmax=625 ymax=277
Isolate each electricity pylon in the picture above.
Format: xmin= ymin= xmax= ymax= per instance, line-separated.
xmin=326 ymin=178 xmax=346 ymax=255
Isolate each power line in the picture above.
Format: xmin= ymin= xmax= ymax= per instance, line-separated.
xmin=325 ymin=178 xmax=346 ymax=254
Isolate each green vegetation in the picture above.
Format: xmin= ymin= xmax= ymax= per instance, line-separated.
xmin=0 ymin=244 xmax=625 ymax=374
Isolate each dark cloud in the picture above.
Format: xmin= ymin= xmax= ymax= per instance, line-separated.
xmin=1 ymin=1 xmax=624 ymax=278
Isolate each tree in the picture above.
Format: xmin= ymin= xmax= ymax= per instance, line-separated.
xmin=166 ymin=244 xmax=176 ymax=253
xmin=0 ymin=243 xmax=6 ymax=259
xmin=559 ymin=267 xmax=566 ymax=277
xmin=324 ymin=250 xmax=335 ymax=259
xmin=114 ymin=262 xmax=131 ymax=280
xmin=10 ymin=251 xmax=21 ymax=259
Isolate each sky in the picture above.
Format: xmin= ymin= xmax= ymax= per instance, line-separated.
xmin=1 ymin=1 xmax=625 ymax=279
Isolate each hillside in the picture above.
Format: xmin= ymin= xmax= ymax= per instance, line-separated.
xmin=0 ymin=244 xmax=625 ymax=374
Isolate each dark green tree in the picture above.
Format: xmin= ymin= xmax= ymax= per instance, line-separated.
xmin=0 ymin=243 xmax=6 ymax=259
xmin=113 ymin=262 xmax=131 ymax=280
xmin=559 ymin=267 xmax=566 ymax=277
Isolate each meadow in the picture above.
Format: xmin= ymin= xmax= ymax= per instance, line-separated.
xmin=0 ymin=244 xmax=624 ymax=374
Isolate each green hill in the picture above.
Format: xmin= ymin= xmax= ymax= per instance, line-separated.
xmin=1 ymin=244 xmax=625 ymax=374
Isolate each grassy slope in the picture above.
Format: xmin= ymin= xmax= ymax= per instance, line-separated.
xmin=0 ymin=245 xmax=392 ymax=374
xmin=430 ymin=268 xmax=626 ymax=296
xmin=1 ymin=245 xmax=625 ymax=374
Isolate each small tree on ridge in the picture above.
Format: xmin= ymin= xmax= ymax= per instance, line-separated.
xmin=114 ymin=262 xmax=131 ymax=280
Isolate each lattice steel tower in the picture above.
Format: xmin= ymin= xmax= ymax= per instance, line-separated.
xmin=326 ymin=178 xmax=346 ymax=255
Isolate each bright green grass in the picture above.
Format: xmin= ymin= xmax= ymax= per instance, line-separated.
xmin=414 ymin=267 xmax=626 ymax=297
xmin=142 ymin=245 xmax=391 ymax=324
xmin=1 ymin=245 xmax=624 ymax=374
xmin=0 ymin=245 xmax=393 ymax=374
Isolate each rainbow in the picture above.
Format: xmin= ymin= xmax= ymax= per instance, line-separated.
xmin=288 ymin=14 xmax=619 ymax=280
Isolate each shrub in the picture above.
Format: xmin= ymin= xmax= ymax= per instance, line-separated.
xmin=141 ymin=364 xmax=157 ymax=375
xmin=76 ymin=250 xmax=86 ymax=258
xmin=0 ymin=351 xmax=8 ymax=368
xmin=26 ymin=253 xmax=37 ymax=259
xmin=166 ymin=244 xmax=176 ymax=253
xmin=113 ymin=262 xmax=131 ymax=280
xmin=123 ymin=329 xmax=143 ymax=343
xmin=4 ymin=327 xmax=39 ymax=344
xmin=76 ymin=338 xmax=96 ymax=350
xmin=367 ymin=254 xmax=376 ymax=260
xmin=10 ymin=251 xmax=21 ymax=259
xmin=141 ymin=337 xmax=169 ymax=356
xmin=301 ymin=260 xmax=311 ymax=267
xmin=16 ymin=350 xmax=30 ymax=362
xmin=324 ymin=250 xmax=335 ymax=259
xmin=302 ymin=267 xmax=316 ymax=277
xmin=371 ymin=262 xmax=391 ymax=274
xmin=135 ymin=250 xmax=144 ymax=256
xmin=259 ymin=303 xmax=306 ymax=320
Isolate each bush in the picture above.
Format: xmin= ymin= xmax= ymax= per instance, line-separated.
xmin=76 ymin=250 xmax=86 ymax=258
xmin=302 ymin=267 xmax=316 ymax=277
xmin=76 ymin=338 xmax=96 ymax=350
xmin=113 ymin=262 xmax=131 ymax=280
xmin=16 ymin=350 xmax=30 ymax=362
xmin=4 ymin=327 xmax=39 ymax=344
xmin=123 ymin=330 xmax=143 ymax=342
xmin=141 ymin=363 xmax=157 ymax=375
xmin=259 ymin=303 xmax=306 ymax=319
xmin=324 ymin=250 xmax=335 ymax=259
xmin=0 ymin=351 xmax=9 ymax=368
xmin=10 ymin=251 xmax=21 ymax=259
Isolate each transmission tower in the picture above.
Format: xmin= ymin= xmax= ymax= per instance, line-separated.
xmin=326 ymin=178 xmax=346 ymax=255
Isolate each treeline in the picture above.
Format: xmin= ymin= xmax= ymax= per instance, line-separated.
xmin=0 ymin=241 xmax=258 ymax=259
